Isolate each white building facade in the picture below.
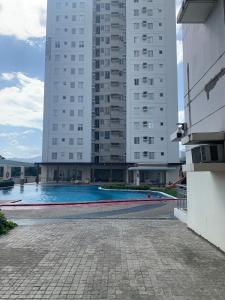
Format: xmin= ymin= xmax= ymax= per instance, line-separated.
xmin=176 ymin=0 xmax=225 ymax=252
xmin=42 ymin=0 xmax=179 ymax=184
xmin=42 ymin=0 xmax=93 ymax=181
xmin=126 ymin=0 xmax=179 ymax=184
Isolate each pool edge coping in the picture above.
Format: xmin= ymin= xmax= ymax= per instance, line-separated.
xmin=0 ymin=198 xmax=176 ymax=207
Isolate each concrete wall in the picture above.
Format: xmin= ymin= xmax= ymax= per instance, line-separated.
xmin=182 ymin=0 xmax=225 ymax=251
xmin=183 ymin=0 xmax=225 ymax=136
xmin=187 ymin=172 xmax=225 ymax=252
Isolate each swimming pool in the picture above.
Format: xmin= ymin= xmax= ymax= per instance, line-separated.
xmin=0 ymin=184 xmax=170 ymax=204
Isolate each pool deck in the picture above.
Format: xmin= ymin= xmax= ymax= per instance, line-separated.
xmin=1 ymin=200 xmax=176 ymax=221
xmin=1 ymin=201 xmax=225 ymax=299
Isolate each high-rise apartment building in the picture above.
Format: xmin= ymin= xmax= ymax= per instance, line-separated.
xmin=42 ymin=0 xmax=179 ymax=184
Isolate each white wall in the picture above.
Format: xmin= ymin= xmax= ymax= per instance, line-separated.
xmin=187 ymin=172 xmax=225 ymax=252
xmin=182 ymin=0 xmax=225 ymax=251
xmin=183 ymin=0 xmax=225 ymax=138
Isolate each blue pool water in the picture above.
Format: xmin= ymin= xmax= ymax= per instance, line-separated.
xmin=0 ymin=184 xmax=169 ymax=204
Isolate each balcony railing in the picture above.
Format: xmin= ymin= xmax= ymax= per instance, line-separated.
xmin=176 ymin=184 xmax=187 ymax=211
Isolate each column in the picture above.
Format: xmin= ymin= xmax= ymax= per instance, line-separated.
xmin=20 ymin=166 xmax=25 ymax=185
xmin=125 ymin=169 xmax=129 ymax=184
xmin=134 ymin=170 xmax=140 ymax=186
xmin=3 ymin=166 xmax=12 ymax=180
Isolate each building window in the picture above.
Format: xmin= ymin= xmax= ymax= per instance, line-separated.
xmin=69 ymin=153 xmax=74 ymax=160
xmin=78 ymin=82 xmax=84 ymax=88
xmin=134 ymin=50 xmax=139 ymax=57
xmin=134 ymin=152 xmax=140 ymax=159
xmin=78 ymin=109 xmax=83 ymax=117
xmin=52 ymin=138 xmax=57 ymax=145
xmin=78 ymin=124 xmax=83 ymax=131
xmin=54 ymin=55 xmax=60 ymax=62
xmin=79 ymin=55 xmax=84 ymax=61
xmin=77 ymin=138 xmax=83 ymax=145
xmin=78 ymin=96 xmax=84 ymax=103
xmin=105 ymin=131 xmax=110 ymax=139
xmin=149 ymin=152 xmax=155 ymax=159
xmin=69 ymin=138 xmax=74 ymax=145
xmin=134 ymin=93 xmax=139 ymax=100
xmin=69 ymin=124 xmax=74 ymax=131
xmin=134 ymin=64 xmax=140 ymax=71
xmin=134 ymin=79 xmax=139 ymax=86
xmin=77 ymin=152 xmax=83 ymax=160
xmin=52 ymin=152 xmax=57 ymax=160
xmin=134 ymin=137 xmax=140 ymax=144
xmin=52 ymin=124 xmax=58 ymax=131
xmin=55 ymin=41 xmax=60 ymax=48
xmin=149 ymin=137 xmax=154 ymax=144
xmin=79 ymin=41 xmax=84 ymax=48
xmin=143 ymin=151 xmax=148 ymax=158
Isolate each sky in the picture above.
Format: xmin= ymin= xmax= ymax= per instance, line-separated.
xmin=0 ymin=0 xmax=184 ymax=160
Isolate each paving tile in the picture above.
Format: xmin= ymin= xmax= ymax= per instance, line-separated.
xmin=0 ymin=218 xmax=225 ymax=300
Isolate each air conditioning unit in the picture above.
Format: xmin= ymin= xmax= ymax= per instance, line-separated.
xmin=191 ymin=144 xmax=225 ymax=163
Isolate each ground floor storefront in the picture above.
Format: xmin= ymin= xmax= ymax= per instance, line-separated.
xmin=41 ymin=163 xmax=180 ymax=185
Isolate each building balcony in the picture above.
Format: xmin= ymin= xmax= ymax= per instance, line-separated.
xmin=177 ymin=0 xmax=217 ymax=24
xmin=110 ymin=121 xmax=123 ymax=131
xmin=110 ymin=136 xmax=124 ymax=144
xmin=111 ymin=130 xmax=124 ymax=138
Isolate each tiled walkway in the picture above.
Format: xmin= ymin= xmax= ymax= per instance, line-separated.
xmin=0 ymin=215 xmax=225 ymax=299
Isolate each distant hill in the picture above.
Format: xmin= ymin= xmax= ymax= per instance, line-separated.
xmin=8 ymin=156 xmax=42 ymax=163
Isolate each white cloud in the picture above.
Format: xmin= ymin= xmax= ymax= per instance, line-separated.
xmin=1 ymin=73 xmax=15 ymax=80
xmin=1 ymin=145 xmax=41 ymax=159
xmin=177 ymin=39 xmax=183 ymax=65
xmin=0 ymin=0 xmax=47 ymax=40
xmin=179 ymin=110 xmax=185 ymax=123
xmin=176 ymin=0 xmax=183 ymax=65
xmin=0 ymin=72 xmax=44 ymax=129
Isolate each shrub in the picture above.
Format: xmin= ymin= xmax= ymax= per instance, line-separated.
xmin=101 ymin=184 xmax=177 ymax=197
xmin=0 ymin=211 xmax=17 ymax=235
xmin=101 ymin=183 xmax=150 ymax=191
xmin=151 ymin=187 xmax=177 ymax=197
xmin=0 ymin=180 xmax=14 ymax=188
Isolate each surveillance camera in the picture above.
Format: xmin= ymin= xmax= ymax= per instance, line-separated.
xmin=177 ymin=132 xmax=182 ymax=138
